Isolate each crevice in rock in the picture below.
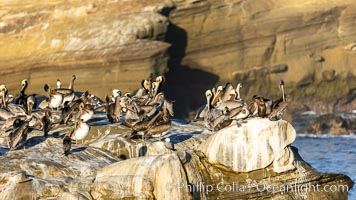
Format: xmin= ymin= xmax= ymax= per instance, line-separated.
xmin=161 ymin=19 xmax=219 ymax=119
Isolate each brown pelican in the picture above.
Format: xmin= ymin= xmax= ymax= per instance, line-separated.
xmin=15 ymin=79 xmax=28 ymax=106
xmin=6 ymin=119 xmax=29 ymax=150
xmin=211 ymin=86 xmax=223 ymax=106
xmin=134 ymin=79 xmax=151 ymax=98
xmin=227 ymin=89 xmax=237 ymax=101
xmin=235 ymin=83 xmax=243 ymax=100
xmin=2 ymin=115 xmax=28 ymax=129
xmin=68 ymin=75 xmax=76 ymax=90
xmin=105 ymin=96 xmax=121 ymax=123
xmin=248 ymin=95 xmax=267 ymax=118
xmin=71 ymin=118 xmax=90 ymax=144
xmin=203 ymin=90 xmax=224 ymax=130
xmin=60 ymin=101 xmax=77 ymax=125
xmin=105 ymin=96 xmax=114 ymax=123
xmin=229 ymin=106 xmax=250 ymax=120
xmin=41 ymin=111 xmax=52 ymax=137
xmin=150 ymin=76 xmax=165 ymax=97
xmin=78 ymin=103 xmax=94 ymax=122
xmin=111 ymin=89 xmax=121 ymax=102
xmin=26 ymin=95 xmax=36 ymax=115
xmin=145 ymin=93 xmax=166 ymax=120
xmin=269 ymin=80 xmax=288 ymax=121
xmin=6 ymin=103 xmax=27 ymax=116
xmin=215 ymin=100 xmax=244 ymax=111
xmin=56 ymin=79 xmax=62 ymax=89
xmin=209 ymin=107 xmax=233 ymax=131
xmin=195 ymin=89 xmax=214 ymax=120
xmin=14 ymin=79 xmax=37 ymax=113
xmin=51 ymin=75 xmax=76 ymax=105
xmin=144 ymin=108 xmax=171 ymax=139
xmin=220 ymin=83 xmax=234 ymax=102
xmin=144 ymin=121 xmax=171 ymax=139
xmin=44 ymin=84 xmax=63 ymax=109
xmin=63 ymin=133 xmax=72 ymax=156
xmin=131 ymin=104 xmax=172 ymax=140
xmin=0 ymin=84 xmax=8 ymax=108
xmin=62 ymin=75 xmax=76 ymax=104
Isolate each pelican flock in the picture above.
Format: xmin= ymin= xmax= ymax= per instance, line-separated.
xmin=0 ymin=74 xmax=287 ymax=155
xmin=195 ymin=80 xmax=287 ymax=131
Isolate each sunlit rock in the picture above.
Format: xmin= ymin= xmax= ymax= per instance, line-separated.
xmin=94 ymin=153 xmax=191 ymax=199
xmin=199 ymin=118 xmax=296 ymax=173
xmin=0 ymin=117 xmax=353 ymax=199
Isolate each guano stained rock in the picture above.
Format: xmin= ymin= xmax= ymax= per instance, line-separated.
xmin=0 ymin=117 xmax=353 ymax=199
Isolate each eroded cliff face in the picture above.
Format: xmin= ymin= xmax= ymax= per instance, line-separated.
xmin=0 ymin=0 xmax=355 ymax=118
xmin=163 ymin=0 xmax=356 ymax=118
xmin=0 ymin=0 xmax=172 ymax=98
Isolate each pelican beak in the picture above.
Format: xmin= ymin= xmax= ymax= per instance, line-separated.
xmin=1 ymin=90 xmax=6 ymax=108
xmin=211 ymin=91 xmax=222 ymax=106
xmin=28 ymin=105 xmax=33 ymax=115
xmin=207 ymin=96 xmax=211 ymax=111
xmin=126 ymin=105 xmax=136 ymax=112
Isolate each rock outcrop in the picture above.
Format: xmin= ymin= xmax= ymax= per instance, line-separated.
xmin=198 ymin=118 xmax=296 ymax=173
xmin=0 ymin=116 xmax=353 ymax=199
xmin=293 ymin=112 xmax=356 ymax=135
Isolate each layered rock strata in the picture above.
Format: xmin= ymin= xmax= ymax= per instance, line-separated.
xmin=0 ymin=0 xmax=355 ymax=118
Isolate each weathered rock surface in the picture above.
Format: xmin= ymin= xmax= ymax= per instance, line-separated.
xmin=94 ymin=153 xmax=190 ymax=199
xmin=198 ymin=118 xmax=296 ymax=173
xmin=0 ymin=116 xmax=353 ymax=199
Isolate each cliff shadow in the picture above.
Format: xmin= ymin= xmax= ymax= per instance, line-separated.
xmin=162 ymin=23 xmax=219 ymax=119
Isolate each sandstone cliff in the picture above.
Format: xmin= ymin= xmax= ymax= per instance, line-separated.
xmin=0 ymin=0 xmax=355 ymax=119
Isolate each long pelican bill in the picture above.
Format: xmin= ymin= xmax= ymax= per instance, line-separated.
xmin=211 ymin=86 xmax=223 ymax=106
xmin=205 ymin=90 xmax=212 ymax=111
xmin=1 ymin=90 xmax=6 ymax=108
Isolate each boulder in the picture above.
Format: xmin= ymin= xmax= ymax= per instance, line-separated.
xmin=198 ymin=118 xmax=296 ymax=173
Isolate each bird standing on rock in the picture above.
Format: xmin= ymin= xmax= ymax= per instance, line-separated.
xmin=6 ymin=119 xmax=30 ymax=150
xmin=42 ymin=110 xmax=52 ymax=137
xmin=63 ymin=133 xmax=72 ymax=156
xmin=78 ymin=103 xmax=94 ymax=122
xmin=43 ymin=84 xmax=63 ymax=109
xmin=71 ymin=118 xmax=90 ymax=144
xmin=0 ymin=84 xmax=9 ymax=108
xmin=57 ymin=75 xmax=76 ymax=105
xmin=269 ymin=80 xmax=288 ymax=121
xmin=62 ymin=117 xmax=90 ymax=155
xmin=248 ymin=95 xmax=267 ymax=118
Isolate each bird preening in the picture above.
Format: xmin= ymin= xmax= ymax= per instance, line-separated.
xmin=0 ymin=74 xmax=287 ymax=156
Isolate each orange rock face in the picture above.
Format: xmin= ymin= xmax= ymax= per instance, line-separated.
xmin=0 ymin=0 xmax=355 ymax=118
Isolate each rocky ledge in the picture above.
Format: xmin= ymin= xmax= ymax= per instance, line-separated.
xmin=0 ymin=116 xmax=353 ymax=199
xmin=293 ymin=112 xmax=356 ymax=135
